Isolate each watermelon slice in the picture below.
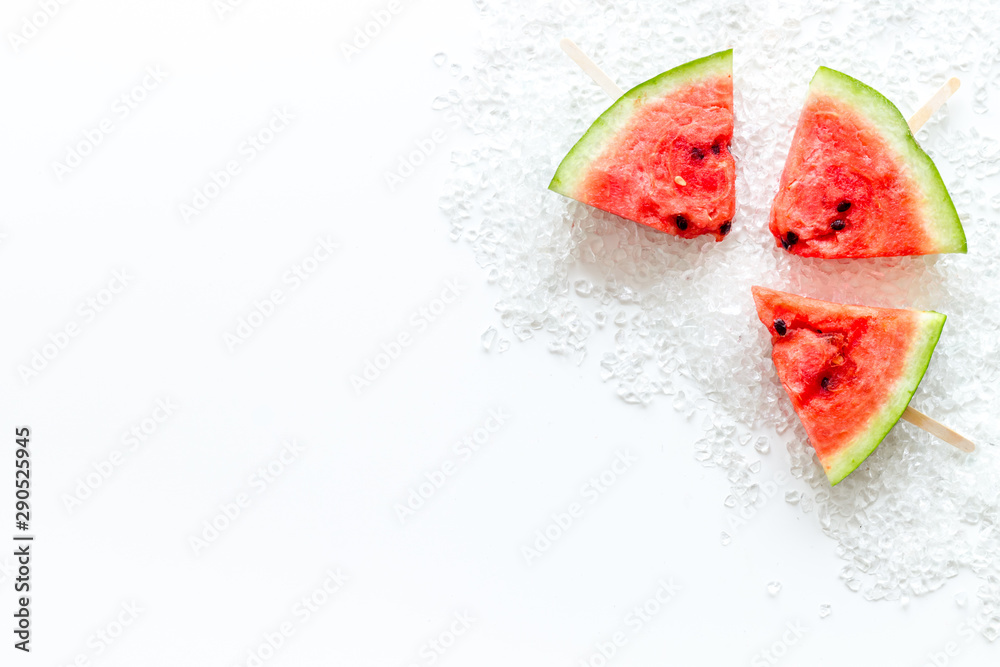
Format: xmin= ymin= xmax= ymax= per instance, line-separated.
xmin=549 ymin=50 xmax=735 ymax=241
xmin=751 ymin=286 xmax=946 ymax=485
xmin=769 ymin=67 xmax=967 ymax=258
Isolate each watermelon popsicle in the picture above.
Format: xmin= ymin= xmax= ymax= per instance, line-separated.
xmin=550 ymin=49 xmax=736 ymax=241
xmin=752 ymin=286 xmax=952 ymax=485
xmin=768 ymin=67 xmax=967 ymax=258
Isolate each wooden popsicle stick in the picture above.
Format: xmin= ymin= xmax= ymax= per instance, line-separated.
xmin=908 ymin=77 xmax=961 ymax=133
xmin=902 ymin=406 xmax=975 ymax=453
xmin=560 ymin=38 xmax=625 ymax=99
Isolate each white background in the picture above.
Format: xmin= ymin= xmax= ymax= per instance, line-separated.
xmin=1 ymin=0 xmax=993 ymax=665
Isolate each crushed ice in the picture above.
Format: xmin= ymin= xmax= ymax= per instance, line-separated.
xmin=438 ymin=0 xmax=1000 ymax=639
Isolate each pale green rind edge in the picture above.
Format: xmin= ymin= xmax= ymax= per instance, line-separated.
xmin=809 ymin=67 xmax=968 ymax=254
xmin=548 ymin=49 xmax=733 ymax=198
xmin=825 ymin=311 xmax=947 ymax=485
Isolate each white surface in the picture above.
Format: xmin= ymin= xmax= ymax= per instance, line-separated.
xmin=1 ymin=1 xmax=993 ymax=665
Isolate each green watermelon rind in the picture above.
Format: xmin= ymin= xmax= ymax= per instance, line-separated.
xmin=548 ymin=49 xmax=733 ymax=198
xmin=809 ymin=67 xmax=968 ymax=255
xmin=825 ymin=310 xmax=947 ymax=485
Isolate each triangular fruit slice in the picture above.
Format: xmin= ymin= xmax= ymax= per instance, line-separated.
xmin=549 ymin=49 xmax=735 ymax=241
xmin=769 ymin=67 xmax=967 ymax=258
xmin=751 ymin=286 xmax=946 ymax=485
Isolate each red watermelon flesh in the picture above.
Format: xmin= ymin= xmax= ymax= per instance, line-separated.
xmin=769 ymin=67 xmax=966 ymax=258
xmin=752 ymin=286 xmax=946 ymax=485
xmin=550 ymin=50 xmax=735 ymax=241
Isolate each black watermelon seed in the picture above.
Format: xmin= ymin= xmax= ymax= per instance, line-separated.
xmin=785 ymin=231 xmax=799 ymax=247
xmin=691 ymin=147 xmax=705 ymax=160
xmin=774 ymin=319 xmax=787 ymax=336
xmin=821 ymin=376 xmax=830 ymax=390
xmin=675 ymin=215 xmax=688 ymax=231
xmin=837 ymin=201 xmax=851 ymax=212
xmin=719 ymin=220 xmax=732 ymax=236
xmin=711 ymin=143 xmax=721 ymax=155
xmin=832 ymin=219 xmax=846 ymax=231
